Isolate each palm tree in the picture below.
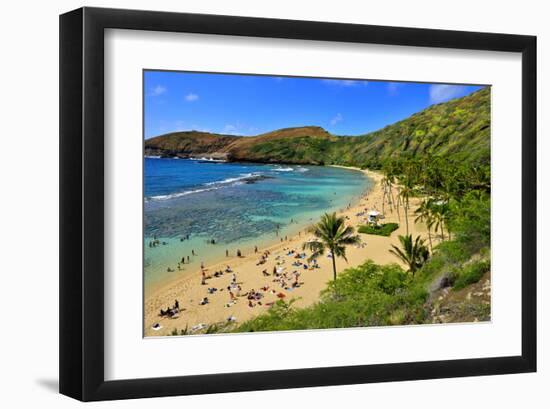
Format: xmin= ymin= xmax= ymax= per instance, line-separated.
xmin=398 ymin=184 xmax=414 ymax=235
xmin=394 ymin=187 xmax=401 ymax=222
xmin=432 ymin=200 xmax=450 ymax=241
xmin=414 ymin=198 xmax=435 ymax=252
xmin=389 ymin=234 xmax=429 ymax=275
xmin=303 ymin=212 xmax=361 ymax=281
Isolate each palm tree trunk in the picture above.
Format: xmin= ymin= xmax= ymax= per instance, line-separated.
xmin=395 ymin=193 xmax=401 ymax=222
xmin=427 ymin=228 xmax=433 ymax=253
xmin=440 ymin=223 xmax=445 ymax=241
xmin=388 ymin=184 xmax=394 ymax=213
xmin=331 ymin=250 xmax=337 ymax=281
xmin=404 ymin=200 xmax=409 ymax=235
xmin=382 ymin=185 xmax=386 ymax=214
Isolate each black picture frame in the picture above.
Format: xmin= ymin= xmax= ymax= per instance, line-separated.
xmin=59 ymin=7 xmax=537 ymax=401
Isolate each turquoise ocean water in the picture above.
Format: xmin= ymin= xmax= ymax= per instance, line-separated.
xmin=144 ymin=158 xmax=372 ymax=293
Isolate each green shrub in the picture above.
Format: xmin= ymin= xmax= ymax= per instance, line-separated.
xmin=358 ymin=223 xmax=399 ymax=237
xmin=453 ymin=260 xmax=490 ymax=290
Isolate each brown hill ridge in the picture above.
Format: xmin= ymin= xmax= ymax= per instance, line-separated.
xmin=145 ymin=126 xmax=335 ymax=163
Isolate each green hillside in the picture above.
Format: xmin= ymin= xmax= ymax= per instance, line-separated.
xmin=331 ymin=86 xmax=490 ymax=168
xmin=145 ymin=87 xmax=490 ymax=167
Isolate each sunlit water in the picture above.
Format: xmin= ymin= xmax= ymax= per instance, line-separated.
xmin=144 ymin=158 xmax=372 ymax=294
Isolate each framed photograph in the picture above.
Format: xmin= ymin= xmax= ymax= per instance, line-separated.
xmin=60 ymin=7 xmax=537 ymax=401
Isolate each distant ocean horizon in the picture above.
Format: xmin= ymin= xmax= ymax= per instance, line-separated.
xmin=144 ymin=158 xmax=372 ymax=293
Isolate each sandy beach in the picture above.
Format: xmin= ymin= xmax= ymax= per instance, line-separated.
xmin=144 ymin=167 xmax=433 ymax=337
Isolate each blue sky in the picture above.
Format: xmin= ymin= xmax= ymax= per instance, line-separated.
xmin=144 ymin=71 xmax=484 ymax=139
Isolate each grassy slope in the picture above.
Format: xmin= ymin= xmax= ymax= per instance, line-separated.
xmin=144 ymin=87 xmax=490 ymax=166
xmin=331 ymin=86 xmax=491 ymax=168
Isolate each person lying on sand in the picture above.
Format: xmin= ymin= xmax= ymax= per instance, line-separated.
xmin=199 ymin=297 xmax=209 ymax=305
xmin=247 ymin=289 xmax=263 ymax=301
xmin=159 ymin=305 xmax=180 ymax=318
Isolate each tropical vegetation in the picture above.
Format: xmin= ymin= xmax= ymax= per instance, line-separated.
xmin=303 ymin=212 xmax=361 ymax=281
xmin=389 ymin=234 xmax=429 ymax=275
xmin=358 ymin=223 xmax=399 ymax=237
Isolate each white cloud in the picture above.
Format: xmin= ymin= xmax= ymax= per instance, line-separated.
xmin=330 ymin=113 xmax=343 ymax=126
xmin=149 ymin=85 xmax=166 ymax=97
xmin=322 ymin=79 xmax=367 ymax=87
xmin=429 ymin=84 xmax=464 ymax=103
xmin=185 ymin=93 xmax=199 ymax=102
